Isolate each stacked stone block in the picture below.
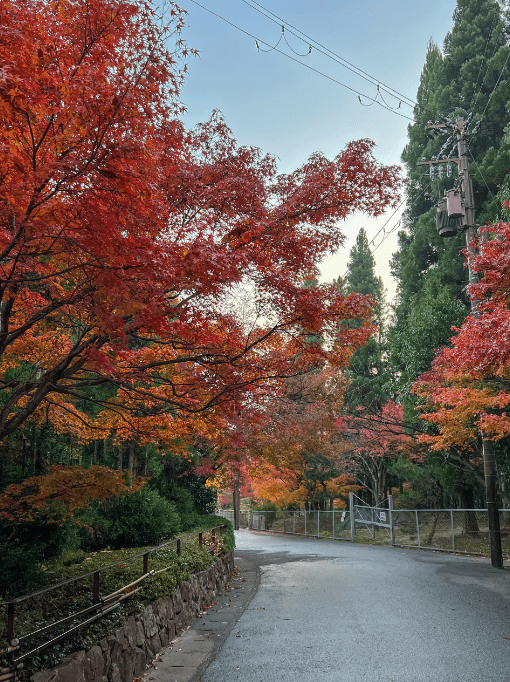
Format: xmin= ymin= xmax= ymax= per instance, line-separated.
xmin=31 ymin=553 xmax=234 ymax=682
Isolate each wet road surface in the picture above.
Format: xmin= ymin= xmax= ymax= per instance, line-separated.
xmin=199 ymin=529 xmax=510 ymax=682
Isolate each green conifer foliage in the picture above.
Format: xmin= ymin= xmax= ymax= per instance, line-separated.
xmin=344 ymin=228 xmax=389 ymax=410
xmin=389 ymin=0 xmax=510 ymax=407
xmin=346 ymin=229 xmax=382 ymax=298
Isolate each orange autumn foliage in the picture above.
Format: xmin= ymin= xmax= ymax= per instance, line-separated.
xmin=0 ymin=0 xmax=401 ymax=451
xmin=239 ymin=370 xmax=360 ymax=508
xmin=0 ymin=465 xmax=145 ymax=524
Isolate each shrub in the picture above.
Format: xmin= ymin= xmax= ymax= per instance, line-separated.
xmin=0 ymin=542 xmax=45 ymax=600
xmin=0 ymin=519 xmax=80 ymax=599
xmin=78 ymin=490 xmax=181 ymax=549
xmin=155 ymin=484 xmax=201 ymax=530
xmin=197 ymin=515 xmax=235 ymax=552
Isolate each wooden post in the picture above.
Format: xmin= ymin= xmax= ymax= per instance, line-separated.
xmin=92 ymin=571 xmax=100 ymax=602
xmin=7 ymin=603 xmax=14 ymax=641
xmin=143 ymin=553 xmax=148 ymax=575
xmin=176 ymin=538 xmax=181 ymax=557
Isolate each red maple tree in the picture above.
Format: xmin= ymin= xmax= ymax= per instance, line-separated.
xmin=341 ymin=401 xmax=415 ymax=506
xmin=0 ymin=0 xmax=402 ymax=452
xmin=204 ymin=370 xmax=359 ymax=510
xmin=413 ymin=215 xmax=510 ymax=450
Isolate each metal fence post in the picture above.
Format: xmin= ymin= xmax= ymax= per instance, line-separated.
xmin=305 ymin=510 xmax=307 ymax=536
xmin=293 ymin=510 xmax=296 ymax=535
xmin=415 ymin=510 xmax=421 ymax=548
xmin=349 ymin=491 xmax=355 ymax=542
xmin=450 ymin=510 xmax=455 ymax=553
xmin=317 ymin=510 xmax=320 ymax=538
xmin=333 ymin=509 xmax=336 ymax=540
xmin=388 ymin=495 xmax=395 ymax=546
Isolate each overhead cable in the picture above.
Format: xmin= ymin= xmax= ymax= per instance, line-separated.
xmin=185 ymin=0 xmax=415 ymax=122
xmin=480 ymin=48 xmax=510 ymax=119
xmin=340 ymin=189 xmax=428 ymax=282
xmin=240 ymin=0 xmax=416 ymax=109
xmin=471 ymin=11 xmax=503 ymax=110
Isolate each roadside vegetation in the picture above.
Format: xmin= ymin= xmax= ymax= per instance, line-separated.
xmin=0 ymin=520 xmax=234 ymax=676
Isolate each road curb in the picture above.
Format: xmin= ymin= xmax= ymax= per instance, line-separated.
xmin=141 ymin=554 xmax=260 ymax=682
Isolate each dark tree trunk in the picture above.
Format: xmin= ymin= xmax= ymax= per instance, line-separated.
xmin=461 ymin=489 xmax=480 ymax=535
xmin=128 ymin=441 xmax=135 ymax=475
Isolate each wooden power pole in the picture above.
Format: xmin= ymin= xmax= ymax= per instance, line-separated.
xmin=418 ymin=116 xmax=503 ymax=569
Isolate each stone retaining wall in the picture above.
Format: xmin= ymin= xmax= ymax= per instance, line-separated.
xmin=31 ymin=552 xmax=234 ymax=682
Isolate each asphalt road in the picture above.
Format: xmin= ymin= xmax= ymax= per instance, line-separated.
xmin=199 ymin=529 xmax=510 ymax=682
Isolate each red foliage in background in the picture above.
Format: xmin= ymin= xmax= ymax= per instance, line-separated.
xmin=414 ymin=213 xmax=510 ymax=449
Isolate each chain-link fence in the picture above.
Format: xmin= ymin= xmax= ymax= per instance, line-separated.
xmin=215 ymin=509 xmax=250 ymax=528
xmin=365 ymin=508 xmax=510 ymax=557
xmin=250 ymin=509 xmax=353 ymax=541
xmin=249 ymin=506 xmax=510 ymax=558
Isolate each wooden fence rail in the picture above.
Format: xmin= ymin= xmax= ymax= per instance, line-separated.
xmin=0 ymin=525 xmax=226 ymax=675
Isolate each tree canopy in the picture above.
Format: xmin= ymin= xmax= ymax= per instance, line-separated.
xmin=0 ymin=0 xmax=402 ymax=453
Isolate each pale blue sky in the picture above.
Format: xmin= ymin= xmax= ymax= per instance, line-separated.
xmin=177 ymin=0 xmax=458 ymax=301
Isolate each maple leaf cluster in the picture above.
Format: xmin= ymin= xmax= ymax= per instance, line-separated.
xmin=413 ymin=216 xmax=510 ymax=450
xmin=338 ymin=400 xmax=418 ymax=505
xmin=0 ymin=0 xmax=402 ymax=464
xmin=0 ymin=465 xmax=144 ymax=524
xmin=204 ymin=370 xmax=360 ymax=509
xmin=200 ymin=372 xmax=420 ymax=510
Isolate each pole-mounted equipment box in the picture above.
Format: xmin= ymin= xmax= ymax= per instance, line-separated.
xmin=436 ymin=198 xmax=460 ymax=237
xmin=446 ymin=189 xmax=464 ymax=219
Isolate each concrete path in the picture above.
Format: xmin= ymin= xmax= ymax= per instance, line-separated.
xmin=140 ymin=554 xmax=259 ymax=682
xmin=143 ymin=530 xmax=510 ymax=682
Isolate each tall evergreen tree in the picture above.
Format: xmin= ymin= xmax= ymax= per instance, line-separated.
xmin=344 ymin=228 xmax=389 ymax=410
xmin=389 ymin=0 xmax=510 ymax=412
xmin=386 ymin=0 xmax=510 ymax=507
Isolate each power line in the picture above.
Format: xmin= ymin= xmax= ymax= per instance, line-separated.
xmin=468 ymin=148 xmax=499 ymax=215
xmin=480 ymin=47 xmax=510 ymax=120
xmin=185 ymin=0 xmax=415 ymax=122
xmin=340 ymin=199 xmax=405 ymax=279
xmin=239 ymin=0 xmax=417 ymax=109
xmin=471 ymin=11 xmax=501 ymax=110
xmin=340 ymin=188 xmax=428 ymax=282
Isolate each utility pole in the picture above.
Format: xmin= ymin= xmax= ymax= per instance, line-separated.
xmin=418 ymin=116 xmax=503 ymax=569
